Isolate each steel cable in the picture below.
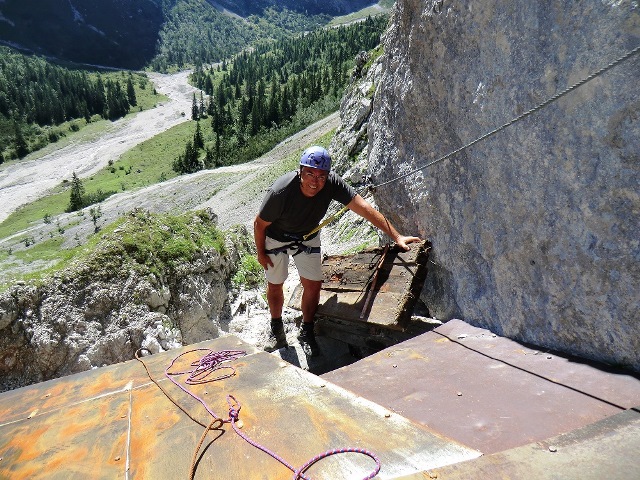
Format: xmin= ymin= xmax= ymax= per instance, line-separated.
xmin=371 ymin=45 xmax=640 ymax=191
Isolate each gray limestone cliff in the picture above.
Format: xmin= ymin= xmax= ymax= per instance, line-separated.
xmin=362 ymin=0 xmax=639 ymax=369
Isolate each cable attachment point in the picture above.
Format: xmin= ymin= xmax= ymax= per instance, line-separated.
xmin=226 ymin=394 xmax=241 ymax=423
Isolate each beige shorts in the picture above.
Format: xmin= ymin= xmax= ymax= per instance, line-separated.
xmin=264 ymin=236 xmax=323 ymax=284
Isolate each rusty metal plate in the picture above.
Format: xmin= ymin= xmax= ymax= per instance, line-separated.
xmin=322 ymin=319 xmax=640 ymax=455
xmin=0 ymin=335 xmax=259 ymax=426
xmin=290 ymin=241 xmax=430 ymax=328
xmin=0 ymin=391 xmax=130 ymax=479
xmin=393 ymin=407 xmax=640 ymax=480
xmin=0 ymin=334 xmax=479 ymax=479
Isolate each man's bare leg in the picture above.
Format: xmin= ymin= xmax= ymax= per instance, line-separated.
xmin=299 ymin=277 xmax=322 ymax=324
xmin=267 ymin=281 xmax=284 ymax=318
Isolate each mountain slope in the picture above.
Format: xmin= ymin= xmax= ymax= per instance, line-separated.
xmin=0 ymin=0 xmax=382 ymax=69
xmin=208 ymin=0 xmax=373 ymax=17
xmin=0 ymin=0 xmax=164 ymax=69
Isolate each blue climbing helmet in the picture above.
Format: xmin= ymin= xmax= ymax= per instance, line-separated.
xmin=300 ymin=146 xmax=331 ymax=171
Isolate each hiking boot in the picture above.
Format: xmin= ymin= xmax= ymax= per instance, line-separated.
xmin=264 ymin=318 xmax=288 ymax=352
xmin=298 ymin=322 xmax=320 ymax=357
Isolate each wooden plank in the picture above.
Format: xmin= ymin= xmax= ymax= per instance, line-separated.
xmin=290 ymin=241 xmax=430 ymax=329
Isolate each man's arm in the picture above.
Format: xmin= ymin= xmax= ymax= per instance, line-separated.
xmin=254 ymin=215 xmax=274 ymax=269
xmin=346 ymin=194 xmax=421 ymax=250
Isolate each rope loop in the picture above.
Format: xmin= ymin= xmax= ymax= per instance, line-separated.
xmin=292 ymin=447 xmax=381 ymax=480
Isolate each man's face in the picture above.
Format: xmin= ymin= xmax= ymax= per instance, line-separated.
xmin=299 ymin=166 xmax=328 ymax=197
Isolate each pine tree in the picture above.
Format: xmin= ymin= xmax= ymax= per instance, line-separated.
xmin=106 ymin=80 xmax=130 ymax=120
xmin=199 ymin=92 xmax=205 ymax=117
xmin=207 ymin=94 xmax=215 ymax=117
xmin=67 ymin=172 xmax=85 ymax=212
xmin=126 ymin=77 xmax=137 ymax=107
xmin=184 ymin=140 xmax=199 ymax=173
xmin=204 ymin=147 xmax=214 ymax=168
xmin=193 ymin=121 xmax=204 ymax=150
xmin=13 ymin=121 xmax=29 ymax=159
xmin=191 ymin=93 xmax=199 ymax=120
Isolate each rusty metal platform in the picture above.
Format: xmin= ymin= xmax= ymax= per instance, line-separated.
xmin=322 ymin=319 xmax=640 ymax=456
xmin=290 ymin=241 xmax=430 ymax=329
xmin=394 ymin=407 xmax=640 ymax=480
xmin=0 ymin=335 xmax=479 ymax=479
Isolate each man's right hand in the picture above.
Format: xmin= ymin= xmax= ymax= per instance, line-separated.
xmin=257 ymin=252 xmax=274 ymax=270
xmin=254 ymin=215 xmax=274 ymax=270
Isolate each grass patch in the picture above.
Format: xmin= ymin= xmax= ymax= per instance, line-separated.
xmin=232 ymin=254 xmax=263 ymax=289
xmin=112 ymin=210 xmax=225 ymax=277
xmin=82 ymin=120 xmax=193 ymax=194
xmin=1 ymin=209 xmax=226 ymax=291
xmin=0 ymin=237 xmax=83 ymax=291
xmin=0 ymin=188 xmax=73 ymax=239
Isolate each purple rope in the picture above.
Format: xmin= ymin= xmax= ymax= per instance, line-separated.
xmin=167 ymin=348 xmax=382 ymax=479
xmin=293 ymin=448 xmax=381 ymax=480
xmin=165 ymin=348 xmax=246 ymax=419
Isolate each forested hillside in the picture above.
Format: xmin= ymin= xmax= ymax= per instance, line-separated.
xmin=151 ymin=1 xmax=339 ymax=70
xmin=0 ymin=47 xmax=152 ymax=163
xmin=173 ymin=15 xmax=388 ymax=172
xmin=209 ymin=0 xmax=373 ymax=17
xmin=0 ymin=0 xmax=164 ymax=69
xmin=0 ymin=0 xmax=382 ymax=70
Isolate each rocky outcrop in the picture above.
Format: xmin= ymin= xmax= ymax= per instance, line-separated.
xmin=0 ymin=209 xmax=251 ymax=392
xmin=331 ymin=48 xmax=384 ymax=183
xmin=364 ymin=1 xmax=639 ymax=369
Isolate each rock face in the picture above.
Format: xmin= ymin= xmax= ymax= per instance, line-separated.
xmin=365 ymin=1 xmax=639 ymax=369
xmin=0 ymin=210 xmax=248 ymax=392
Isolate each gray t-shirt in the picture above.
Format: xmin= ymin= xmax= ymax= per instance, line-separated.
xmin=259 ymin=170 xmax=357 ymax=241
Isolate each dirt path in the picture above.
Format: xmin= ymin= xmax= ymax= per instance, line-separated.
xmin=0 ymin=71 xmax=199 ymax=224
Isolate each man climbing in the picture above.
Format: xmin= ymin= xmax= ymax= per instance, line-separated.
xmin=254 ymin=145 xmax=421 ymax=356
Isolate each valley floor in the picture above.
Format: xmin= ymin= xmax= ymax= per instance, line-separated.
xmin=0 ymin=71 xmax=198 ymax=225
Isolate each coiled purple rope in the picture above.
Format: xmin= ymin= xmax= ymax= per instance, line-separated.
xmin=165 ymin=348 xmax=246 ymax=419
xmin=165 ymin=348 xmax=381 ymax=479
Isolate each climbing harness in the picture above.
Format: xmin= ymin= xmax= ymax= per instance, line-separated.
xmin=304 ymin=44 xmax=640 ymax=237
xmin=136 ymin=348 xmax=382 ymax=480
xmin=265 ymin=241 xmax=321 ymax=256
